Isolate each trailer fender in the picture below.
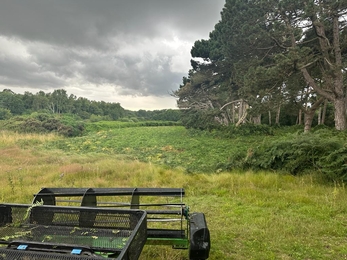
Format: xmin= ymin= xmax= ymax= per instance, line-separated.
xmin=189 ymin=212 xmax=210 ymax=260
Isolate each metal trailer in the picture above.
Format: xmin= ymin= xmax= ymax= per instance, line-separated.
xmin=0 ymin=203 xmax=147 ymax=259
xmin=33 ymin=187 xmax=210 ymax=260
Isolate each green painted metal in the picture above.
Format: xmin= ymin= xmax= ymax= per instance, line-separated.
xmin=146 ymin=237 xmax=189 ymax=249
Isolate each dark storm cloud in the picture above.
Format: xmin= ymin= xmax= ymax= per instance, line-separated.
xmin=0 ymin=0 xmax=225 ymax=102
xmin=0 ymin=45 xmax=64 ymax=87
xmin=0 ymin=1 xmax=223 ymax=44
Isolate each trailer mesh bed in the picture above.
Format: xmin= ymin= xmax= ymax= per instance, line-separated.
xmin=0 ymin=204 xmax=146 ymax=259
xmin=33 ymin=188 xmax=189 ymax=248
xmin=31 ymin=187 xmax=210 ymax=260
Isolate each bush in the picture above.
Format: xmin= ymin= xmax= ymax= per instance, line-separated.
xmin=0 ymin=108 xmax=12 ymax=120
xmin=318 ymin=145 xmax=347 ymax=181
xmin=223 ymin=123 xmax=274 ymax=137
xmin=89 ymin=114 xmax=112 ymax=122
xmin=242 ymin=131 xmax=347 ymax=178
xmin=0 ymin=113 xmax=85 ymax=137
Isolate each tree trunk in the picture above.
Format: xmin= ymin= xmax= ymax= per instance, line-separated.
xmin=304 ymin=111 xmax=315 ymax=133
xmin=268 ymin=111 xmax=271 ymax=126
xmin=298 ymin=109 xmax=302 ymax=125
xmin=225 ymin=108 xmax=232 ymax=125
xmin=303 ymin=97 xmax=325 ymax=132
xmin=232 ymin=103 xmax=235 ymax=124
xmin=238 ymin=101 xmax=243 ymax=122
xmin=236 ymin=100 xmax=248 ymax=126
xmin=275 ymin=105 xmax=281 ymax=125
xmin=321 ymin=100 xmax=327 ymax=125
xmin=317 ymin=100 xmax=327 ymax=125
xmin=48 ymin=103 xmax=55 ymax=113
xmin=252 ymin=115 xmax=261 ymax=124
xmin=218 ymin=113 xmax=229 ymax=126
xmin=334 ymin=98 xmax=347 ymax=130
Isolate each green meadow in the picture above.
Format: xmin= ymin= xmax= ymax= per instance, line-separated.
xmin=44 ymin=123 xmax=262 ymax=173
xmin=1 ymin=125 xmax=347 ymax=259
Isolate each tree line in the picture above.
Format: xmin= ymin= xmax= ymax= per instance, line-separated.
xmin=174 ymin=0 xmax=347 ymax=132
xmin=0 ymin=89 xmax=180 ymax=122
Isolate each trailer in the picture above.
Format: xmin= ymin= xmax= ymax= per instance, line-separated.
xmin=33 ymin=188 xmax=210 ymax=260
xmin=0 ymin=188 xmax=210 ymax=259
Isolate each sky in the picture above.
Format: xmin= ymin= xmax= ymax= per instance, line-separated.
xmin=0 ymin=0 xmax=225 ymax=110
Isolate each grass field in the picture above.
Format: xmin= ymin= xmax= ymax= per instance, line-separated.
xmin=0 ymin=128 xmax=347 ymax=259
xmin=43 ymin=125 xmax=264 ymax=173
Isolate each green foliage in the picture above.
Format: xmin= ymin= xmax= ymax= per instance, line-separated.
xmin=318 ymin=145 xmax=347 ymax=181
xmin=0 ymin=89 xmax=25 ymax=115
xmin=89 ymin=114 xmax=112 ymax=122
xmin=134 ymin=109 xmax=181 ymax=121
xmin=243 ymin=130 xmax=347 ymax=179
xmin=223 ymin=123 xmax=274 ymax=137
xmin=0 ymin=89 xmax=129 ymax=121
xmin=84 ymin=120 xmax=180 ymax=132
xmin=191 ymin=39 xmax=212 ymax=60
xmin=0 ymin=108 xmax=12 ymax=120
xmin=177 ymin=0 xmax=347 ymax=131
xmin=45 ymin=125 xmax=260 ymax=173
xmin=0 ymin=113 xmax=85 ymax=137
xmin=180 ymin=109 xmax=221 ymax=131
xmin=26 ymin=123 xmax=347 ymax=179
xmin=118 ymin=117 xmax=139 ymax=123
xmin=59 ymin=114 xmax=85 ymax=137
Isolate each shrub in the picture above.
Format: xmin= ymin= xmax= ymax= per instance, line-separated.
xmin=89 ymin=114 xmax=112 ymax=122
xmin=0 ymin=113 xmax=85 ymax=137
xmin=224 ymin=123 xmax=273 ymax=137
xmin=318 ymin=145 xmax=347 ymax=181
xmin=243 ymin=131 xmax=345 ymax=178
xmin=0 ymin=108 xmax=12 ymax=120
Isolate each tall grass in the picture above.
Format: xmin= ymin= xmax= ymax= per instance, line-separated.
xmin=0 ymin=130 xmax=58 ymax=148
xmin=1 ymin=130 xmax=347 ymax=259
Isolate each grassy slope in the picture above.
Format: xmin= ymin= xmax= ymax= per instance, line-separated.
xmin=44 ymin=125 xmax=263 ymax=173
xmin=0 ymin=129 xmax=347 ymax=259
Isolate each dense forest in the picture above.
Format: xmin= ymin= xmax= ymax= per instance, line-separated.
xmin=174 ymin=0 xmax=347 ymax=132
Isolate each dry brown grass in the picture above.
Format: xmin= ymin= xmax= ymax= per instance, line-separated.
xmin=0 ymin=130 xmax=58 ymax=147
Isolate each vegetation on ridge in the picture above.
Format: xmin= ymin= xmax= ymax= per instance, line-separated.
xmin=36 ymin=123 xmax=347 ymax=181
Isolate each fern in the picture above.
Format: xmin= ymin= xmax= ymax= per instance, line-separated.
xmin=319 ymin=145 xmax=347 ymax=181
xmin=23 ymin=199 xmax=44 ymax=222
xmin=243 ymin=132 xmax=344 ymax=175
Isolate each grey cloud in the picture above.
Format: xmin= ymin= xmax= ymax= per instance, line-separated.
xmin=0 ymin=51 xmax=64 ymax=88
xmin=80 ymin=52 xmax=181 ymax=96
xmin=0 ymin=0 xmax=225 ymax=103
xmin=27 ymin=45 xmax=79 ymax=79
xmin=0 ymin=0 xmax=224 ymax=47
